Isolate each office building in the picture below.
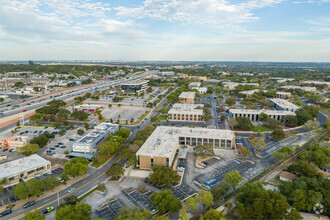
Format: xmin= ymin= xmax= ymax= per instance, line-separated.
xmin=239 ymin=90 xmax=291 ymax=99
xmin=168 ymin=103 xmax=204 ymax=122
xmin=179 ymin=92 xmax=195 ymax=103
xmin=0 ymin=154 xmax=51 ymax=183
xmin=120 ymin=80 xmax=149 ymax=94
xmin=229 ymin=109 xmax=295 ymax=122
xmin=188 ymin=82 xmax=201 ymax=89
xmin=71 ymin=123 xmax=119 ymax=158
xmin=73 ymin=104 xmax=103 ymax=113
xmin=238 ymin=89 xmax=260 ymax=97
xmin=300 ymin=81 xmax=330 ymax=88
xmin=279 ymin=86 xmax=317 ymax=92
xmin=269 ymin=98 xmax=299 ymax=112
xmin=136 ymin=126 xmax=235 ymax=169
xmin=223 ymin=82 xmax=259 ymax=90
xmin=276 ymin=91 xmax=291 ymax=99
xmin=192 ymin=87 xmax=207 ymax=94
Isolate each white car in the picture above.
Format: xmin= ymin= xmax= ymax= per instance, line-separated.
xmin=68 ymin=187 xmax=76 ymax=193
xmin=45 ymin=170 xmax=52 ymax=175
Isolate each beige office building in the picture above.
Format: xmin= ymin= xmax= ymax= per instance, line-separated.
xmin=179 ymin=92 xmax=195 ymax=103
xmin=168 ymin=103 xmax=203 ymax=122
xmin=136 ymin=126 xmax=235 ymax=170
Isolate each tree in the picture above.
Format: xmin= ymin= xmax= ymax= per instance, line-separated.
xmin=30 ymin=134 xmax=49 ymax=147
xmin=55 ymin=202 xmax=92 ymax=220
xmin=77 ymin=129 xmax=84 ymax=136
xmin=114 ymin=206 xmax=152 ymax=220
xmin=235 ymin=182 xmax=297 ymax=220
xmin=44 ymin=176 xmax=61 ymax=191
xmin=12 ymin=182 xmax=29 ymax=200
xmin=228 ymin=118 xmax=237 ymax=129
xmin=106 ymin=163 xmax=124 ymax=179
xmin=64 ymin=157 xmax=89 ymax=176
xmin=202 ymin=209 xmax=224 ymax=220
xmin=282 ymin=115 xmax=298 ymax=127
xmin=0 ymin=97 xmax=4 ymax=102
xmin=58 ymin=109 xmax=71 ymax=120
xmin=147 ymin=165 xmax=180 ymax=186
xmin=263 ymin=117 xmax=281 ymax=129
xmin=58 ymin=129 xmax=66 ymax=136
xmin=271 ymin=146 xmax=294 ymax=160
xmin=211 ymin=181 xmax=230 ymax=201
xmin=151 ymin=116 xmax=159 ymax=122
xmin=179 ymin=209 xmax=189 ymax=220
xmin=197 ymin=190 xmax=214 ymax=208
xmin=84 ymin=122 xmax=89 ymax=130
xmin=30 ymin=113 xmax=44 ymax=125
xmin=18 ymin=144 xmax=40 ymax=156
xmin=270 ymin=129 xmax=286 ymax=141
xmin=15 ymin=81 xmax=24 ymax=88
xmin=26 ymin=178 xmax=45 ymax=196
xmin=240 ymin=146 xmax=253 ymax=158
xmin=193 ymin=145 xmax=215 ymax=159
xmin=304 ymin=120 xmax=320 ymax=130
xmin=224 ymin=170 xmax=243 ymax=190
xmin=202 ymin=114 xmax=214 ymax=122
xmin=259 ymin=112 xmax=269 ymax=121
xmin=220 ymin=115 xmax=226 ymax=121
xmin=71 ymin=110 xmax=88 ymax=121
xmin=150 ymin=189 xmax=182 ymax=214
xmin=16 ymin=121 xmax=20 ymax=126
xmin=24 ymin=210 xmax=45 ymax=220
xmin=236 ymin=117 xmax=254 ymax=130
xmin=225 ymin=98 xmax=235 ymax=106
xmin=63 ymin=195 xmax=79 ymax=206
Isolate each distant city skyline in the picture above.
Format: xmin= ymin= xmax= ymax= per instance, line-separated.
xmin=1 ymin=0 xmax=330 ymax=62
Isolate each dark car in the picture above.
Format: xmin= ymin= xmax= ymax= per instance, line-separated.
xmin=60 ymin=145 xmax=66 ymax=148
xmin=44 ymin=126 xmax=48 ymax=129
xmin=54 ymin=145 xmax=60 ymax=148
xmin=23 ymin=201 xmax=36 ymax=208
xmin=50 ymin=147 xmax=56 ymax=150
xmin=0 ymin=209 xmax=12 ymax=217
xmin=58 ymin=142 xmax=64 ymax=145
xmin=2 ymin=148 xmax=8 ymax=152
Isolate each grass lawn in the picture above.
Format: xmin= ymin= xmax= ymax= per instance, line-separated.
xmin=91 ymin=152 xmax=112 ymax=168
xmin=78 ymin=187 xmax=97 ymax=202
xmin=158 ymin=115 xmax=168 ymax=121
xmin=251 ymin=126 xmax=273 ymax=132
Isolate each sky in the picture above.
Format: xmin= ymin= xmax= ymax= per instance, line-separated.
xmin=0 ymin=0 xmax=330 ymax=62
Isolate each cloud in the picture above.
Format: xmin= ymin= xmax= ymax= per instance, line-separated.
xmin=116 ymin=0 xmax=285 ymax=28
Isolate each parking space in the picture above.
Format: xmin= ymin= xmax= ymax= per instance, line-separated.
xmin=101 ymin=106 xmax=149 ymax=124
xmin=125 ymin=190 xmax=154 ymax=210
xmin=96 ymin=198 xmax=125 ymax=220
xmin=35 ymin=167 xmax=63 ymax=180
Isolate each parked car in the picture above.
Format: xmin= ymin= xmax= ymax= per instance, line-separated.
xmin=0 ymin=209 xmax=12 ymax=217
xmin=45 ymin=170 xmax=52 ymax=175
xmin=60 ymin=145 xmax=67 ymax=148
xmin=2 ymin=148 xmax=8 ymax=152
xmin=58 ymin=142 xmax=64 ymax=145
xmin=23 ymin=201 xmax=36 ymax=208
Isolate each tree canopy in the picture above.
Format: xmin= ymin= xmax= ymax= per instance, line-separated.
xmin=193 ymin=145 xmax=215 ymax=159
xmin=147 ymin=165 xmax=180 ymax=186
xmin=106 ymin=163 xmax=124 ymax=179
xmin=18 ymin=144 xmax=40 ymax=156
xmin=63 ymin=157 xmax=89 ymax=176
xmin=55 ymin=202 xmax=92 ymax=220
xmin=150 ymin=189 xmax=182 ymax=214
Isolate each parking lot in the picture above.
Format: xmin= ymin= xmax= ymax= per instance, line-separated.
xmin=124 ymin=190 xmax=154 ymax=210
xmin=96 ymin=198 xmax=126 ymax=220
xmin=101 ymin=106 xmax=149 ymax=124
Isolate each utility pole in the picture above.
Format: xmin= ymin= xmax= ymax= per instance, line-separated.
xmin=57 ymin=192 xmax=60 ymax=206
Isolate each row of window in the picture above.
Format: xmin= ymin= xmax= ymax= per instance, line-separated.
xmin=168 ymin=113 xmax=202 ymax=121
xmin=178 ymin=137 xmax=232 ymax=148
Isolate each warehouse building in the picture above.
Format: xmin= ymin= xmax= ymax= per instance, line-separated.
xmin=0 ymin=154 xmax=51 ymax=183
xmin=269 ymin=98 xmax=299 ymax=112
xmin=168 ymin=103 xmax=204 ymax=122
xmin=71 ymin=123 xmax=119 ymax=159
xmin=136 ymin=126 xmax=235 ymax=169
xmin=229 ymin=109 xmax=295 ymax=122
xmin=179 ymin=92 xmax=195 ymax=103
xmin=120 ymin=80 xmax=149 ymax=94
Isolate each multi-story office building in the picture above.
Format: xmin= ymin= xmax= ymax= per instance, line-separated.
xmin=229 ymin=109 xmax=295 ymax=122
xmin=179 ymin=92 xmax=195 ymax=103
xmin=279 ymin=86 xmax=317 ymax=92
xmin=136 ymin=126 xmax=235 ymax=169
xmin=120 ymin=80 xmax=149 ymax=94
xmin=188 ymin=82 xmax=201 ymax=89
xmin=168 ymin=103 xmax=204 ymax=122
xmin=239 ymin=90 xmax=291 ymax=98
xmin=71 ymin=123 xmax=119 ymax=158
xmin=0 ymin=154 xmax=51 ymax=183
xmin=269 ymin=98 xmax=299 ymax=112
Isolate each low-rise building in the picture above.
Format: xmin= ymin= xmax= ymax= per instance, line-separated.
xmin=279 ymin=171 xmax=297 ymax=182
xmin=300 ymin=81 xmax=330 ymax=88
xmin=223 ymin=82 xmax=259 ymax=90
xmin=229 ymin=109 xmax=295 ymax=122
xmin=269 ymin=77 xmax=295 ymax=83
xmin=192 ymin=87 xmax=207 ymax=94
xmin=269 ymin=98 xmax=299 ymax=112
xmin=279 ymin=85 xmax=317 ymax=92
xmin=239 ymin=89 xmax=260 ymax=97
xmin=179 ymin=92 xmax=195 ymax=103
xmin=120 ymin=80 xmax=149 ymax=94
xmin=239 ymin=90 xmax=292 ymax=99
xmin=71 ymin=123 xmax=119 ymax=158
xmin=73 ymin=104 xmax=103 ymax=113
xmin=0 ymin=154 xmax=51 ymax=183
xmin=188 ymin=82 xmax=201 ymax=89
xmin=0 ymin=134 xmax=29 ymax=148
xmin=168 ymin=103 xmax=204 ymax=122
xmin=136 ymin=126 xmax=235 ymax=169
xmin=276 ymin=91 xmax=291 ymax=99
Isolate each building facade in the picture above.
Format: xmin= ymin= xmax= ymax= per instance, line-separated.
xmin=168 ymin=103 xmax=204 ymax=122
xmin=136 ymin=126 xmax=235 ymax=170
xmin=269 ymin=98 xmax=299 ymax=112
xmin=120 ymin=80 xmax=149 ymax=94
xmin=229 ymin=109 xmax=295 ymax=122
xmin=192 ymin=87 xmax=207 ymax=94
xmin=188 ymin=82 xmax=201 ymax=89
xmin=179 ymin=92 xmax=195 ymax=103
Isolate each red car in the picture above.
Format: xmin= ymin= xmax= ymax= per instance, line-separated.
xmin=23 ymin=110 xmax=27 ymax=112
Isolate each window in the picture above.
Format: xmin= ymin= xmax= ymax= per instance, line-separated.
xmin=198 ymin=115 xmax=201 ymax=121
xmin=186 ymin=114 xmax=188 ymax=120
xmin=151 ymin=158 xmax=154 ymax=166
xmin=178 ymin=114 xmax=180 ymax=120
xmin=174 ymin=114 xmax=176 ymax=120
xmin=166 ymin=158 xmax=169 ymax=166
xmin=168 ymin=114 xmax=172 ymax=120
xmin=221 ymin=140 xmax=226 ymax=148
xmin=190 ymin=115 xmax=192 ymax=120
xmin=226 ymin=140 xmax=232 ymax=148
xmin=194 ymin=115 xmax=196 ymax=120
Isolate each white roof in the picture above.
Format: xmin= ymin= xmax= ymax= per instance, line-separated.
xmin=136 ymin=126 xmax=234 ymax=158
xmin=169 ymin=103 xmax=204 ymax=114
xmin=179 ymin=92 xmax=195 ymax=99
xmin=189 ymin=82 xmax=201 ymax=87
xmin=122 ymin=79 xmax=148 ymax=85
xmin=279 ymin=86 xmax=316 ymax=91
xmin=192 ymin=87 xmax=207 ymax=91
xmin=0 ymin=155 xmax=50 ymax=179
xmin=239 ymin=89 xmax=260 ymax=95
xmin=229 ymin=108 xmax=296 ymax=116
xmin=269 ymin=98 xmax=299 ymax=110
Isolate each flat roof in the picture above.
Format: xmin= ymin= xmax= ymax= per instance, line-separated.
xmin=189 ymin=82 xmax=201 ymax=86
xmin=279 ymin=86 xmax=316 ymax=91
xmin=121 ymin=80 xmax=148 ymax=86
xmin=229 ymin=108 xmax=296 ymax=116
xmin=0 ymin=155 xmax=50 ymax=179
xmin=179 ymin=92 xmax=195 ymax=99
xmin=223 ymin=82 xmax=259 ymax=86
xmin=136 ymin=126 xmax=234 ymax=158
xmin=67 ymin=152 xmax=94 ymax=160
xmin=239 ymin=89 xmax=260 ymax=95
xmin=269 ymin=98 xmax=299 ymax=109
xmin=76 ymin=123 xmax=118 ymax=144
xmin=168 ymin=103 xmax=204 ymax=114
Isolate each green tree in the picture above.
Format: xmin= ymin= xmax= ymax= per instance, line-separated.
xmin=55 ymin=202 xmax=92 ymax=220
xmin=15 ymin=81 xmax=24 ymax=88
xmin=71 ymin=110 xmax=88 ymax=121
xmin=197 ymin=190 xmax=214 ymax=208
xmin=24 ymin=210 xmax=45 ymax=220
xmin=202 ymin=209 xmax=224 ymax=220
xmin=225 ymin=98 xmax=235 ymax=106
xmin=151 ymin=116 xmax=159 ymax=122
xmin=58 ymin=109 xmax=71 ymax=120
xmin=59 ymin=129 xmax=66 ymax=136
xmin=179 ymin=209 xmax=189 ymax=220
xmin=147 ymin=165 xmax=180 ymax=186
xmin=44 ymin=176 xmax=61 ymax=191
xmin=30 ymin=134 xmax=49 ymax=148
xmin=228 ymin=118 xmax=237 ymax=129
xmin=259 ymin=112 xmax=269 ymax=121
xmin=150 ymin=189 xmax=182 ymax=214
xmin=270 ymin=128 xmax=286 ymax=141
xmin=114 ymin=206 xmax=153 ymax=220
xmin=63 ymin=195 xmax=79 ymax=206
xmin=18 ymin=144 xmax=40 ymax=156
xmin=236 ymin=117 xmax=254 ymax=130
xmin=26 ymin=178 xmax=45 ymax=196
xmin=193 ymin=145 xmax=215 ymax=159
xmin=211 ymin=181 xmax=230 ymax=201
xmin=282 ymin=115 xmax=298 ymax=127
xmin=30 ymin=113 xmax=44 ymax=125
xmin=240 ymin=146 xmax=253 ymax=158
xmin=64 ymin=157 xmax=89 ymax=176
xmin=304 ymin=120 xmax=320 ymax=130
xmin=12 ymin=182 xmax=29 ymax=200
xmin=84 ymin=122 xmax=89 ymax=130
xmin=271 ymin=146 xmax=294 ymax=160
xmin=224 ymin=170 xmax=243 ymax=190
xmin=77 ymin=129 xmax=84 ymax=136
xmin=106 ymin=163 xmax=124 ymax=179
